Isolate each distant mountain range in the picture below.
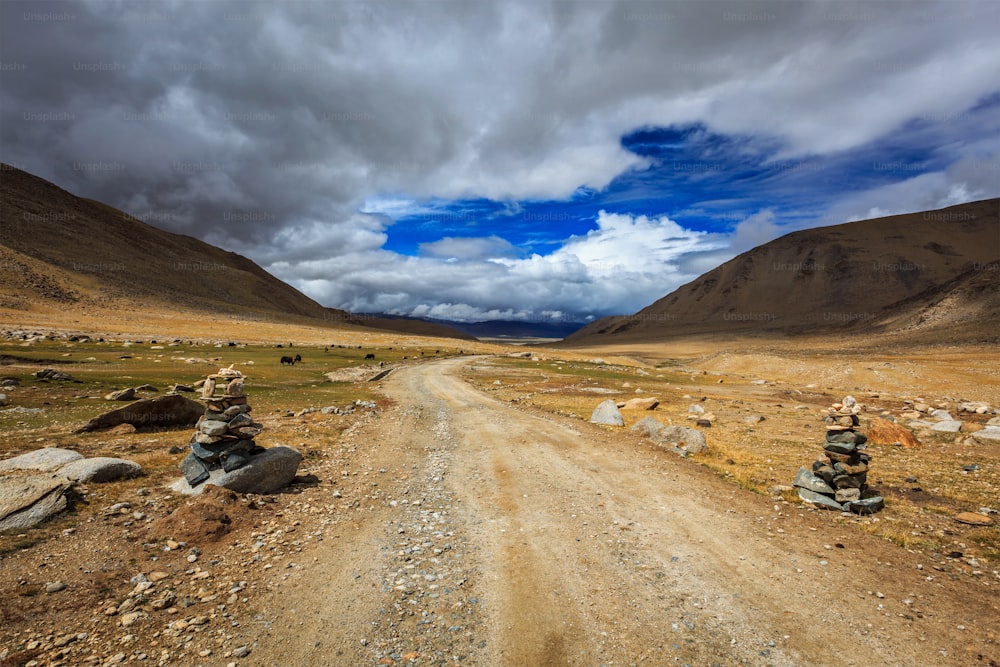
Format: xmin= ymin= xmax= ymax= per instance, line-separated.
xmin=565 ymin=198 xmax=1000 ymax=346
xmin=4 ymin=164 xmax=996 ymax=347
xmin=0 ymin=164 xmax=471 ymax=340
xmin=372 ymin=315 xmax=588 ymax=340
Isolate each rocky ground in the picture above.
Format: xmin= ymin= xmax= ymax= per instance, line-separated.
xmin=2 ymin=350 xmax=999 ymax=667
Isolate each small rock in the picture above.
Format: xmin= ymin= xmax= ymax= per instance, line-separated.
xmin=120 ymin=611 xmax=143 ymax=627
xmin=954 ymin=512 xmax=994 ymax=526
xmin=797 ymin=488 xmax=844 ymax=511
xmin=848 ymin=497 xmax=885 ymax=515
xmin=45 ymin=581 xmax=66 ymax=593
xmin=794 ymin=467 xmax=835 ymax=495
xmin=105 ymin=388 xmax=137 ymax=401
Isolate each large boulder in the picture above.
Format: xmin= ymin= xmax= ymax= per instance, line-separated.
xmin=631 ymin=418 xmax=708 ymax=454
xmin=76 ymin=394 xmax=204 ymax=432
xmin=169 ymin=446 xmax=302 ymax=495
xmin=0 ymin=475 xmax=74 ymax=531
xmin=631 ymin=416 xmax=668 ymax=438
xmin=57 ymin=457 xmax=142 ymax=483
xmin=590 ymin=400 xmax=624 ymax=426
xmin=0 ymin=447 xmax=84 ymax=472
xmin=622 ymin=397 xmax=659 ymax=411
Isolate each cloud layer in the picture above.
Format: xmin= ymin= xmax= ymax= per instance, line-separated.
xmin=2 ymin=0 xmax=998 ymax=321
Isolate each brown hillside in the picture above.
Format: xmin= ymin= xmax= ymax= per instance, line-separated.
xmin=565 ymin=199 xmax=1000 ymax=345
xmin=0 ymin=164 xmax=472 ymax=340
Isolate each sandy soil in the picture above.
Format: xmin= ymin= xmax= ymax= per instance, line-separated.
xmin=248 ymin=358 xmax=999 ymax=667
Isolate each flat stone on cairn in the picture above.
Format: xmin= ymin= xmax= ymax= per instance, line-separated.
xmin=793 ymin=395 xmax=884 ymax=514
xmin=176 ymin=365 xmax=300 ymax=495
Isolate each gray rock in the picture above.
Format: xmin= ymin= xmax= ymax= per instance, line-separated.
xmin=826 ymin=430 xmax=863 ymax=444
xmin=0 ymin=475 xmax=74 ymax=531
xmin=169 ymin=446 xmax=302 ymax=495
xmin=972 ymin=426 xmax=1000 ymax=442
xmin=929 ymin=409 xmax=953 ymax=421
xmin=848 ymin=497 xmax=885 ymax=514
xmin=105 ymin=388 xmax=137 ymax=401
xmin=0 ymin=448 xmax=84 ymax=472
xmin=34 ymin=368 xmax=78 ymax=382
xmin=172 ymin=384 xmax=195 ymax=393
xmin=76 ymin=394 xmax=204 ymax=432
xmin=823 ymin=441 xmax=857 ymax=455
xmin=590 ymin=400 xmax=624 ymax=426
xmin=832 ymin=473 xmax=866 ymax=489
xmin=135 ymin=384 xmax=158 ymax=392
xmin=199 ymin=420 xmax=230 ymax=436
xmin=649 ymin=426 xmax=708 ymax=454
xmin=793 ymin=466 xmax=835 ymax=495
xmin=631 ymin=416 xmax=666 ymax=437
xmin=227 ymin=412 xmax=254 ymax=428
xmin=57 ymin=457 xmax=142 ymax=483
xmin=223 ymin=404 xmax=250 ymax=418
xmin=193 ymin=432 xmax=222 ymax=445
xmin=931 ymin=420 xmax=963 ymax=432
xmin=835 ymin=488 xmax=862 ymax=503
xmin=0 ymin=393 xmax=7 ymax=407
xmin=688 ymin=404 xmax=705 ymax=415
xmin=797 ymin=488 xmax=845 ymax=511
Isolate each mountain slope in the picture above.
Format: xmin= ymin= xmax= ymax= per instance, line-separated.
xmin=0 ymin=164 xmax=471 ymax=340
xmin=564 ymin=199 xmax=1000 ymax=345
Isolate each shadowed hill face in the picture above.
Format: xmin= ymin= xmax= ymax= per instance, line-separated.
xmin=0 ymin=164 xmax=474 ymax=341
xmin=565 ymin=199 xmax=1000 ymax=345
xmin=0 ymin=164 xmax=341 ymax=319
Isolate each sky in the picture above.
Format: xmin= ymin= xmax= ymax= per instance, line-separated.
xmin=1 ymin=0 xmax=999 ymax=324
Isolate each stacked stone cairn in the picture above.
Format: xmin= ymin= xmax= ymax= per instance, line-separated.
xmin=794 ymin=395 xmax=885 ymax=515
xmin=180 ymin=365 xmax=264 ymax=487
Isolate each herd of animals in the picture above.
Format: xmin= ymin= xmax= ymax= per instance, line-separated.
xmin=277 ymin=345 xmax=449 ymax=366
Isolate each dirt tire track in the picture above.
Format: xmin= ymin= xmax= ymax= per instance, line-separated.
xmin=249 ymin=357 xmax=999 ymax=666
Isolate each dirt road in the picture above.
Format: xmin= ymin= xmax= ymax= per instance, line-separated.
xmin=249 ymin=358 xmax=998 ymax=666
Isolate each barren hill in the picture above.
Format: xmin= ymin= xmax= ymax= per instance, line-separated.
xmin=0 ymin=164 xmax=470 ymax=340
xmin=565 ymin=199 xmax=1000 ymax=345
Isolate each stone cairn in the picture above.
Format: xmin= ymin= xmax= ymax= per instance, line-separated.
xmin=180 ymin=365 xmax=264 ymax=487
xmin=794 ymin=395 xmax=885 ymax=515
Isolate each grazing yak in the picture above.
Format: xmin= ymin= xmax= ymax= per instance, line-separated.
xmin=280 ymin=356 xmax=295 ymax=365
xmin=364 ymin=353 xmax=376 ymax=360
xmin=294 ymin=354 xmax=302 ymax=363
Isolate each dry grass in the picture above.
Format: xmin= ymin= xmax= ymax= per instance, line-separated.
xmin=462 ymin=344 xmax=1000 ymax=566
